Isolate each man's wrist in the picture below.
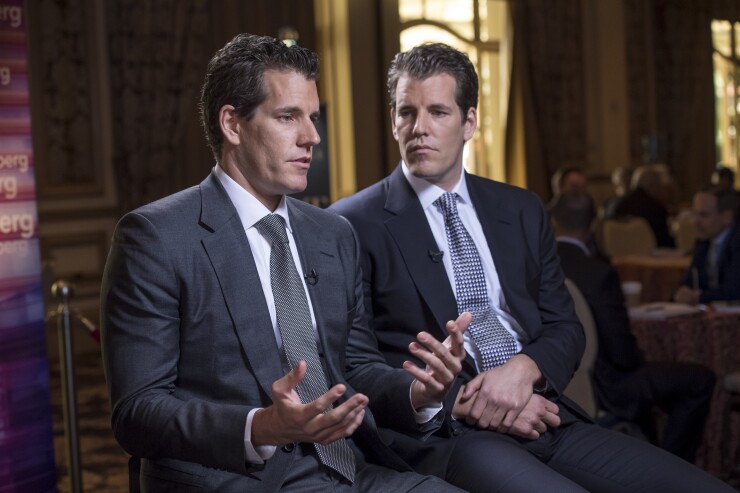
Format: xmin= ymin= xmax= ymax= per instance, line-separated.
xmin=510 ymin=354 xmax=542 ymax=386
xmin=410 ymin=379 xmax=446 ymax=410
xmin=245 ymin=408 xmax=277 ymax=463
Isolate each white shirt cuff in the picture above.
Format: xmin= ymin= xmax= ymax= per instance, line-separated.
xmin=244 ymin=408 xmax=277 ymax=463
xmin=410 ymin=386 xmax=443 ymax=423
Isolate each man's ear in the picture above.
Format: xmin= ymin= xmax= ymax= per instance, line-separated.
xmin=390 ymin=107 xmax=399 ymax=141
xmin=219 ymin=105 xmax=241 ymax=146
xmin=463 ymin=107 xmax=477 ymax=141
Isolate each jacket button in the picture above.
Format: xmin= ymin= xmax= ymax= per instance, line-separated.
xmin=451 ymin=422 xmax=463 ymax=436
xmin=282 ymin=443 xmax=295 ymax=453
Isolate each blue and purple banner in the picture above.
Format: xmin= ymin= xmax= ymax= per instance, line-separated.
xmin=0 ymin=0 xmax=57 ymax=491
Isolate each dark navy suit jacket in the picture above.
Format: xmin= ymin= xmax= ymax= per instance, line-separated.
xmin=679 ymin=223 xmax=740 ymax=303
xmin=331 ymin=165 xmax=586 ymax=430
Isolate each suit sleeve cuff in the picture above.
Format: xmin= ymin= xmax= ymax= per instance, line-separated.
xmin=533 ymin=378 xmax=549 ymax=394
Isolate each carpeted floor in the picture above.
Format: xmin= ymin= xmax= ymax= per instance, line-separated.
xmin=50 ymin=351 xmax=129 ymax=493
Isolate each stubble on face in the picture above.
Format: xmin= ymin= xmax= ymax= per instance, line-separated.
xmin=392 ymin=73 xmax=475 ymax=192
xmin=227 ymin=70 xmax=320 ymax=210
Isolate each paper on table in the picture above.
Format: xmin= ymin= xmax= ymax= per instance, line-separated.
xmin=710 ymin=301 xmax=740 ymax=314
xmin=650 ymin=248 xmax=686 ymax=258
xmin=628 ymin=302 xmax=702 ymax=320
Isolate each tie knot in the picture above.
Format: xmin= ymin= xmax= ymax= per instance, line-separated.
xmin=256 ymin=213 xmax=289 ymax=246
xmin=435 ymin=192 xmax=460 ymax=220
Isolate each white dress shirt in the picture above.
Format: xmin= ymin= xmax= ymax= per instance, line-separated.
xmin=216 ymin=165 xmax=312 ymax=463
xmin=402 ymin=163 xmax=525 ymax=373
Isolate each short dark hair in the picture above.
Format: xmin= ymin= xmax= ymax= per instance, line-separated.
xmin=199 ymin=33 xmax=320 ymax=161
xmin=549 ymin=192 xmax=596 ymax=233
xmin=713 ymin=164 xmax=736 ymax=185
xmin=387 ymin=43 xmax=478 ymax=120
xmin=550 ymin=166 xmax=585 ymax=195
xmin=700 ymin=185 xmax=739 ymax=219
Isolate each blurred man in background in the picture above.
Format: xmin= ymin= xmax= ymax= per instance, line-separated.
xmin=675 ymin=186 xmax=740 ymax=304
xmin=551 ymin=192 xmax=715 ymax=463
xmin=606 ymin=163 xmax=676 ymax=248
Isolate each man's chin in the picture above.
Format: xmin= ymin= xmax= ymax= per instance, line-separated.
xmin=285 ymin=180 xmax=308 ymax=196
xmin=407 ymin=161 xmax=435 ymax=178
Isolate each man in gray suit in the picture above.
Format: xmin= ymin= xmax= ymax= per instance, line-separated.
xmin=101 ymin=34 xmax=469 ymax=492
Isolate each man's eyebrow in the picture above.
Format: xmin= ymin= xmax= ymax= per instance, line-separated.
xmin=396 ymin=102 xmax=453 ymax=112
xmin=275 ymin=105 xmax=301 ymax=114
xmin=428 ymin=103 xmax=453 ymax=111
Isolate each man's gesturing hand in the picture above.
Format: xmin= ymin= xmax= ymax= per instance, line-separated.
xmin=252 ymin=361 xmax=368 ymax=446
xmin=406 ymin=312 xmax=472 ymax=410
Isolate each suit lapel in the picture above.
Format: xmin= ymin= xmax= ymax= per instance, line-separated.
xmin=384 ymin=166 xmax=459 ymax=337
xmin=198 ymin=172 xmax=284 ymax=398
xmin=718 ymin=224 xmax=738 ymax=274
xmin=466 ymin=174 xmax=530 ymax=338
xmin=468 ymin=175 xmax=514 ymax=283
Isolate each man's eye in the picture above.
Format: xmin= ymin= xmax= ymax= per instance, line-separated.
xmin=279 ymin=115 xmax=293 ymax=122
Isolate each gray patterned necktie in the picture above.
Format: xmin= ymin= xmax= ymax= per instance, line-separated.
xmin=256 ymin=213 xmax=355 ymax=482
xmin=435 ymin=192 xmax=518 ymax=370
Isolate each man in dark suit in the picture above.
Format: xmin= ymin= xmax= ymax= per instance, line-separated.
xmin=101 ymin=34 xmax=470 ymax=493
xmin=550 ymin=192 xmax=715 ymax=462
xmin=331 ymin=43 xmax=733 ymax=492
xmin=602 ymin=166 xmax=633 ymax=219
xmin=712 ymin=163 xmax=737 ymax=193
xmin=605 ymin=164 xmax=677 ymax=248
xmin=675 ymin=186 xmax=740 ymax=304
xmin=547 ymin=165 xmax=588 ymax=209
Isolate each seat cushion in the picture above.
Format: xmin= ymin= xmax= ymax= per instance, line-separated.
xmin=724 ymin=372 xmax=740 ymax=394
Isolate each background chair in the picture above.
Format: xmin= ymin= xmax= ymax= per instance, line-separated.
xmin=563 ymin=278 xmax=599 ymax=418
xmin=599 ymin=217 xmax=657 ymax=258
xmin=671 ymin=209 xmax=696 ymax=255
xmin=562 ymin=279 xmax=650 ymax=441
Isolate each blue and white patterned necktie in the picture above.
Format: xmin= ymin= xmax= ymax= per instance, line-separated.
xmin=256 ymin=213 xmax=355 ymax=482
xmin=435 ymin=192 xmax=518 ymax=370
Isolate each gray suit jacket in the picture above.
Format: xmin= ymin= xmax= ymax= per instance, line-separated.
xmin=101 ymin=171 xmax=424 ymax=492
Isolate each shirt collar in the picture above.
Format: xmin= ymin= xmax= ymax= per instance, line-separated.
xmin=555 ymin=236 xmax=591 ymax=256
xmin=401 ymin=161 xmax=471 ymax=211
xmin=214 ymin=164 xmax=292 ymax=232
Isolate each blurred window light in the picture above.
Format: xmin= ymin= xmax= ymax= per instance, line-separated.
xmin=712 ymin=19 xmax=740 ymax=180
xmin=398 ymin=0 xmax=511 ymax=182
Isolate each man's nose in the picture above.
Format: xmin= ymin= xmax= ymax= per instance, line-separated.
xmin=299 ymin=119 xmax=321 ymax=148
xmin=412 ymin=112 xmax=429 ymax=136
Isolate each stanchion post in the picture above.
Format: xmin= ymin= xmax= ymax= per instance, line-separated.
xmin=51 ymin=280 xmax=83 ymax=493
